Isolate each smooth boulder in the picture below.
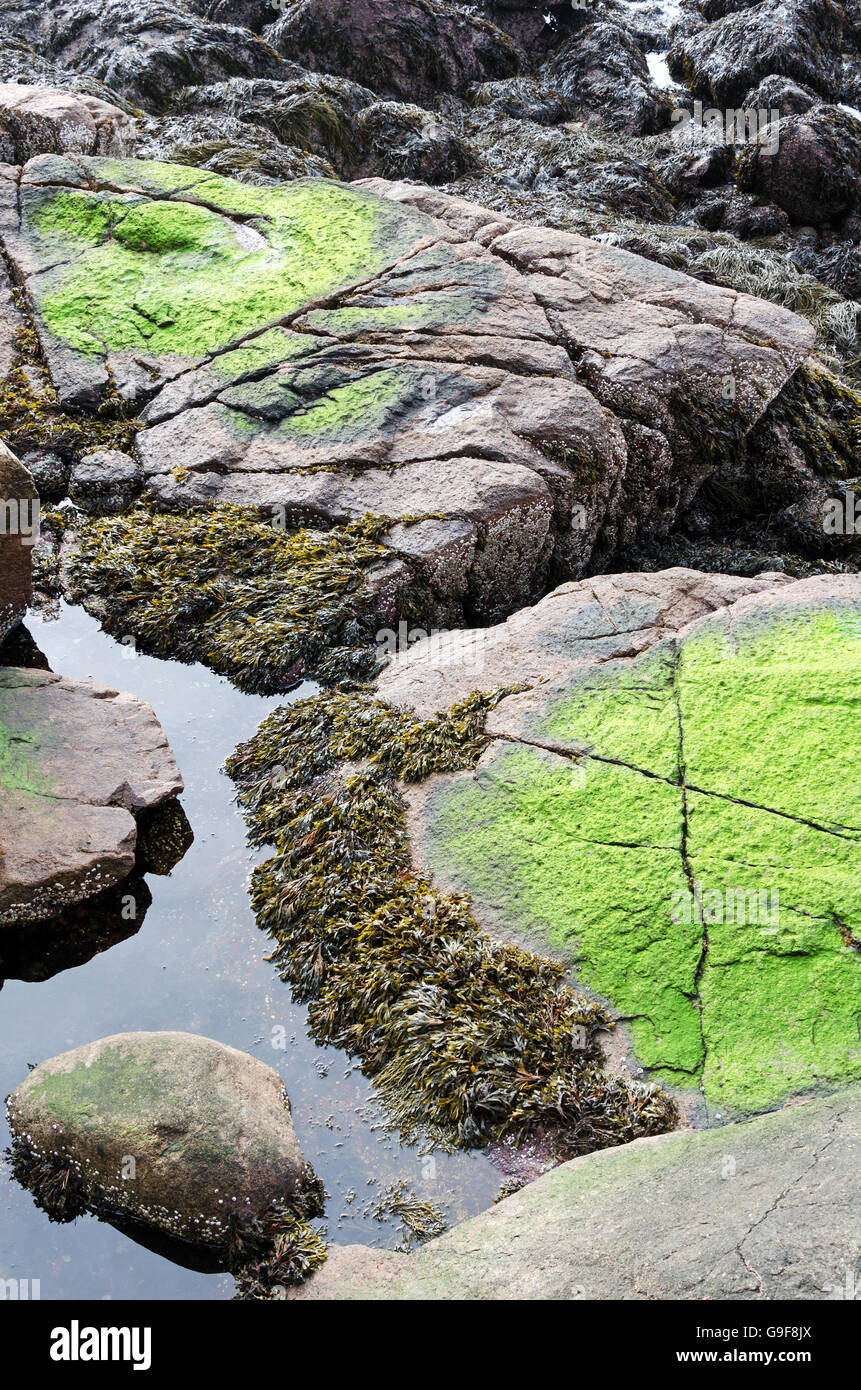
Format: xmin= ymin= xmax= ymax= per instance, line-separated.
xmin=6 ymin=1031 xmax=307 ymax=1245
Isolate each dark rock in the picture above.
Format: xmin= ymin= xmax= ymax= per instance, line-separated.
xmin=172 ymin=72 xmax=376 ymax=172
xmin=742 ymin=72 xmax=820 ymax=115
xmin=266 ymin=0 xmax=521 ymax=104
xmin=20 ymin=449 xmax=69 ymax=497
xmin=353 ymin=102 xmax=474 ymax=182
xmin=669 ymin=0 xmax=845 ymax=108
xmin=69 ymin=449 xmax=142 ymax=514
xmin=658 ymin=143 xmax=735 ymax=194
xmin=135 ymin=112 xmax=336 ymax=181
xmin=543 ymin=22 xmax=673 ymax=134
xmin=721 ymin=192 xmax=791 ymax=237
xmin=469 ymin=76 xmax=571 ymax=124
xmin=0 ymin=0 xmax=283 ymax=112
xmin=738 ymin=105 xmax=861 ymax=226
xmin=480 ymin=1 xmax=582 ymax=59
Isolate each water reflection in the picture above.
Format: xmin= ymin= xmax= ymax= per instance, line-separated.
xmin=0 ymin=602 xmax=500 ymax=1300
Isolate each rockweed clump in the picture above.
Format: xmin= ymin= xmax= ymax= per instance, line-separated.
xmin=64 ymin=505 xmax=404 ymax=691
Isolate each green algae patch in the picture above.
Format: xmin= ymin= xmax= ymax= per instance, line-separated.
xmin=0 ymin=297 xmax=138 ymax=459
xmin=224 ymin=690 xmax=677 ymax=1157
xmin=63 ymin=504 xmax=406 ymax=691
xmin=0 ymin=716 xmax=48 ymax=798
xmin=530 ymin=645 xmax=682 ymax=779
xmin=272 ymin=366 xmax=414 ymax=441
xmin=418 ymin=601 xmax=861 ymax=1115
xmin=423 ymin=744 xmax=701 ymax=1078
xmin=21 ymin=163 xmax=436 ymax=365
xmin=0 ymin=673 xmax=57 ymax=800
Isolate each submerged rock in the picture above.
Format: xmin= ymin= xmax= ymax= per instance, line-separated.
xmin=6 ymin=1031 xmax=307 ymax=1246
xmin=0 ymin=668 xmax=183 ymax=924
xmin=378 ymin=569 xmax=861 ymax=1117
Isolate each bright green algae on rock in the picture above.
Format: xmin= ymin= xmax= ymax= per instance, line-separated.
xmin=23 ymin=160 xmax=435 ymax=362
xmin=421 ymin=602 xmax=861 ymax=1115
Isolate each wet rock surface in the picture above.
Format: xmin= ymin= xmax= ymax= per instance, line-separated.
xmin=291 ymin=1082 xmax=861 ymax=1299
xmin=0 ymin=667 xmax=183 ymax=924
xmin=0 ymin=441 xmax=36 ymax=641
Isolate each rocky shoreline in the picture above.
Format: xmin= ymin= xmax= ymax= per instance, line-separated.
xmin=1 ymin=0 xmax=860 ymax=1303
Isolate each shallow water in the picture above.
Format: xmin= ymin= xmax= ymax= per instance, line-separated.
xmin=0 ymin=602 xmax=500 ymax=1300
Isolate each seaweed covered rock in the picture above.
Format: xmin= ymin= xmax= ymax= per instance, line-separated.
xmin=0 ymin=668 xmax=183 ymax=924
xmin=352 ymin=102 xmax=474 ymax=183
xmin=668 ymin=0 xmax=845 ymax=107
xmin=6 ymin=1032 xmax=308 ymax=1246
xmin=225 ymin=684 xmax=678 ymax=1156
xmin=379 ymin=569 xmax=861 ymax=1118
xmin=134 ymin=112 xmax=337 ymax=183
xmin=480 ymin=1 xmax=581 ymax=59
xmin=468 ymin=75 xmax=571 ymax=124
xmin=543 ymin=22 xmax=673 ymax=134
xmin=0 ymin=440 xmax=37 ymax=642
xmin=737 ymin=105 xmax=861 ymax=227
xmin=2 ymin=158 xmax=814 ymax=625
xmin=0 ymin=0 xmax=282 ymax=112
xmin=0 ymin=83 xmax=135 ymax=162
xmin=266 ymin=0 xmax=521 ymax=104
